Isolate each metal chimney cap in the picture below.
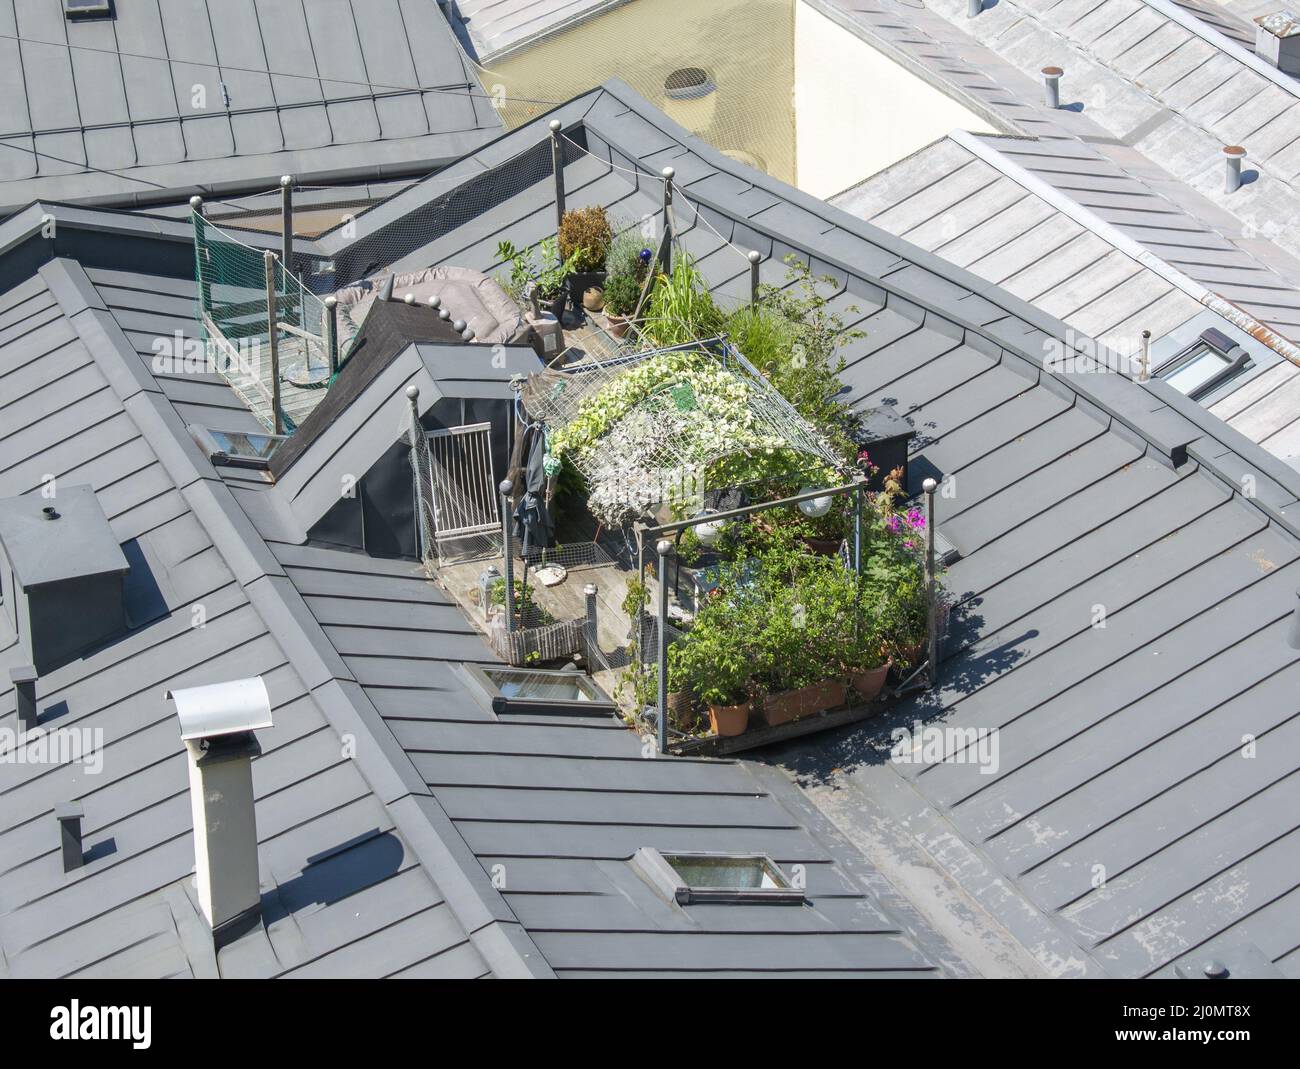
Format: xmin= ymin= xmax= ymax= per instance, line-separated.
xmin=1041 ymin=66 xmax=1063 ymax=78
xmin=54 ymin=800 xmax=83 ymax=822
xmin=1223 ymin=145 xmax=1247 ymax=158
xmin=9 ymin=664 xmax=37 ymax=685
xmin=167 ymin=676 xmax=273 ymax=741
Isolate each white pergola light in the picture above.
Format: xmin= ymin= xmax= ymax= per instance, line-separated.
xmin=167 ymin=676 xmax=273 ymax=741
xmin=694 ymin=511 xmax=726 ymax=546
xmin=797 ymin=488 xmax=833 ymax=519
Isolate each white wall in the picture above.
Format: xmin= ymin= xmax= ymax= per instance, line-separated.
xmin=794 ymin=0 xmax=997 ymax=199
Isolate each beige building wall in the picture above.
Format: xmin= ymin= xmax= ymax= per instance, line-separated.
xmin=474 ymin=0 xmax=996 ymax=199
xmin=793 ymin=0 xmax=997 ymax=199
xmin=479 ymin=0 xmax=798 ymax=186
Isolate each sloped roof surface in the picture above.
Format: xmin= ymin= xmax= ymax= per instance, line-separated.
xmin=8 ymin=76 xmax=1300 ymax=979
xmin=820 ymin=0 xmax=1300 ymax=455
xmin=294 ymin=79 xmax=1300 ymax=978
xmin=447 ymin=0 xmax=624 ymax=62
xmin=0 ymin=268 xmax=490 ymax=978
xmin=393 ymin=79 xmax=1300 ymax=979
xmin=0 ymin=0 xmax=502 ymax=212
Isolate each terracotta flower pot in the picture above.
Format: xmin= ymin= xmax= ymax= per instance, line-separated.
xmin=606 ymin=312 xmax=630 ymax=338
xmin=708 ymin=700 xmax=750 ymax=737
xmin=801 ymin=536 xmax=842 ymax=557
xmin=759 ymin=679 xmax=848 ymax=727
xmin=849 ymin=661 xmax=891 ymax=702
xmin=669 ymin=689 xmax=696 ymax=732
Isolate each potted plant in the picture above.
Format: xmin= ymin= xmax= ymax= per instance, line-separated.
xmin=602 ymin=273 xmax=640 ymax=337
xmin=558 ymin=206 xmax=613 ymax=312
xmin=496 ymin=238 xmax=580 ymax=321
xmin=668 ymin=623 xmax=751 ymax=737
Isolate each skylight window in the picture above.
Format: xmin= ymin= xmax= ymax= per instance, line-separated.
xmin=633 ymin=848 xmax=805 ymax=905
xmin=1154 ymin=328 xmax=1252 ymax=402
xmin=63 ymin=0 xmax=112 ymax=19
xmin=188 ymin=425 xmax=287 ymax=469
xmin=467 ymin=664 xmax=614 ymax=717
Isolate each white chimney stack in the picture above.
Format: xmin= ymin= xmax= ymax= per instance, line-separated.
xmin=1256 ymin=11 xmax=1300 ymax=75
xmin=167 ymin=676 xmax=273 ymax=947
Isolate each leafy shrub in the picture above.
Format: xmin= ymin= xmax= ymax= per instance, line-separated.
xmin=602 ymin=273 xmax=641 ymax=316
xmin=557 ymin=206 xmax=613 ymax=273
xmin=496 ymin=237 xmax=582 ymax=302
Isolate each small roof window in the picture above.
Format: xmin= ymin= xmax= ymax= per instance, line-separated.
xmin=189 ymin=425 xmax=287 ymax=469
xmin=467 ymin=664 xmax=614 ymax=717
xmin=1154 ymin=328 xmax=1252 ymax=402
xmin=63 ymin=0 xmax=113 ymax=18
xmin=633 ymin=848 xmax=805 ymax=905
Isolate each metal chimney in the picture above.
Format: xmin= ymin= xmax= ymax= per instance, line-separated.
xmin=167 ymin=676 xmax=273 ymax=946
xmin=1255 ymin=12 xmax=1300 ymax=75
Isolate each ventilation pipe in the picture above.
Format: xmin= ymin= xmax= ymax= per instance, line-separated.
xmin=1042 ymin=67 xmax=1063 ymax=109
xmin=167 ymin=676 xmax=273 ymax=946
xmin=1224 ymin=146 xmax=1246 ymax=193
xmin=968 ymin=0 xmax=981 ymax=15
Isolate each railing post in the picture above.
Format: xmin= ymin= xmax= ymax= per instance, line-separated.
xmin=500 ymin=479 xmax=516 ymax=632
xmin=263 ymin=249 xmax=283 ymax=434
xmin=550 ymin=120 xmax=566 ymax=249
xmin=584 ymin=582 xmax=599 ymax=663
xmin=923 ymin=478 xmax=938 ymax=690
xmin=1138 ymin=329 xmax=1151 ymax=383
xmin=324 ymin=295 xmax=339 ymax=375
xmin=853 ymin=481 xmax=863 ymax=576
xmin=190 ymin=195 xmax=210 ymax=320
xmin=656 ymin=538 xmax=673 ymax=754
xmin=280 ymin=175 xmax=294 ymax=279
xmin=748 ymin=249 xmax=761 ymax=307
xmin=661 ymin=167 xmax=675 ymax=275
xmin=407 ymin=385 xmax=423 ymax=556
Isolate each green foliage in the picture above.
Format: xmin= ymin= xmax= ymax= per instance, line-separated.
xmin=602 ymin=272 xmax=641 ymax=316
xmin=642 ymin=255 xmax=725 ymax=348
xmin=557 ymin=206 xmax=613 ymax=273
xmin=606 ymin=226 xmax=654 ymax=284
xmin=487 ymin=576 xmax=555 ymax=627
xmin=723 ymin=256 xmax=861 ymax=465
xmin=495 ymin=237 xmax=582 ymax=302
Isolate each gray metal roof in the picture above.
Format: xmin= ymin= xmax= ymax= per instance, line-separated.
xmin=0 ymin=267 xmax=498 ymax=978
xmin=0 ymin=482 xmax=128 ymax=588
xmin=0 ymin=0 xmax=502 ymax=214
xmin=818 ymin=0 xmax=1300 ymax=457
xmin=359 ymin=78 xmax=1300 ymax=978
xmin=446 ymin=0 xmax=627 ymax=62
xmin=8 ymin=76 xmax=1300 ymax=979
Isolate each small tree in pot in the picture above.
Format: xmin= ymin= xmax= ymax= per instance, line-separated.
xmin=558 ymin=206 xmax=613 ymax=312
xmin=668 ymin=621 xmax=751 ymax=737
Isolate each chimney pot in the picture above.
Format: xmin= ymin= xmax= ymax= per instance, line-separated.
xmin=54 ymin=801 xmax=84 ymax=872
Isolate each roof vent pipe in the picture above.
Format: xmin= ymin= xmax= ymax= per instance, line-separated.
xmin=968 ymin=0 xmax=982 ymax=15
xmin=378 ymin=274 xmax=395 ymax=302
xmin=10 ymin=665 xmax=37 ymax=732
xmin=1042 ymin=67 xmax=1063 ymax=109
xmin=54 ymin=801 xmax=84 ymax=873
xmin=1224 ymin=146 xmax=1246 ymax=193
xmin=167 ymin=676 xmax=273 ymax=946
xmin=1255 ymin=12 xmax=1300 ymax=75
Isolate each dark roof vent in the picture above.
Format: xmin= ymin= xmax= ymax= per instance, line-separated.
xmin=63 ymin=0 xmax=112 ymax=19
xmin=664 ymin=67 xmax=716 ymax=100
xmin=0 ymin=486 xmax=129 ymax=674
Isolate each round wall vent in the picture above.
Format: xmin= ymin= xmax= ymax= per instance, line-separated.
xmin=664 ymin=67 xmax=716 ymax=100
